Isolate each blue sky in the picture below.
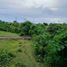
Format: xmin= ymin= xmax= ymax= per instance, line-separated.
xmin=0 ymin=0 xmax=67 ymax=23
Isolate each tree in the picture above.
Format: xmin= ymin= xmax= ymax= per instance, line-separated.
xmin=20 ymin=21 xmax=32 ymax=36
xmin=46 ymin=23 xmax=62 ymax=37
xmin=29 ymin=23 xmax=46 ymax=36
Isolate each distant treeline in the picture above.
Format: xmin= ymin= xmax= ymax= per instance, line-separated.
xmin=0 ymin=20 xmax=67 ymax=67
xmin=0 ymin=20 xmax=67 ymax=36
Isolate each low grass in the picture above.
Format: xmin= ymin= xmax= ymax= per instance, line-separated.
xmin=0 ymin=40 xmax=44 ymax=67
xmin=0 ymin=31 xmax=19 ymax=37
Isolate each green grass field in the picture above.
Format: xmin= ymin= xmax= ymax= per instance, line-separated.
xmin=0 ymin=31 xmax=44 ymax=67
xmin=0 ymin=31 xmax=19 ymax=37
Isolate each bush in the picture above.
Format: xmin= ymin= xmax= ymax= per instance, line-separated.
xmin=33 ymin=30 xmax=67 ymax=67
xmin=33 ymin=33 xmax=50 ymax=62
xmin=0 ymin=50 xmax=15 ymax=66
xmin=17 ymin=49 xmax=22 ymax=52
xmin=15 ymin=63 xmax=26 ymax=67
xmin=44 ymin=31 xmax=67 ymax=67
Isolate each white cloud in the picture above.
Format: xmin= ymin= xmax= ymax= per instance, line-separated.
xmin=0 ymin=0 xmax=60 ymax=9
xmin=22 ymin=0 xmax=59 ymax=8
xmin=49 ymin=8 xmax=59 ymax=11
xmin=0 ymin=0 xmax=67 ymax=22
xmin=0 ymin=0 xmax=66 ymax=13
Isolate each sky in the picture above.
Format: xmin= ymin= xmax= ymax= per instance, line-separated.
xmin=0 ymin=0 xmax=67 ymax=23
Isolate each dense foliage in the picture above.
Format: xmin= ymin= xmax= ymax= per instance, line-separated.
xmin=0 ymin=20 xmax=33 ymax=35
xmin=0 ymin=50 xmax=15 ymax=67
xmin=0 ymin=20 xmax=67 ymax=67
xmin=33 ymin=23 xmax=67 ymax=67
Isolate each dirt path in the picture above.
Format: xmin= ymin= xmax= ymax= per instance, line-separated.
xmin=0 ymin=36 xmax=31 ymax=40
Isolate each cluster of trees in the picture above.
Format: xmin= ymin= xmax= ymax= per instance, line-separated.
xmin=0 ymin=20 xmax=67 ymax=67
xmin=0 ymin=20 xmax=20 ymax=33
xmin=33 ymin=23 xmax=67 ymax=67
xmin=0 ymin=20 xmax=47 ymax=36
xmin=0 ymin=20 xmax=33 ymax=35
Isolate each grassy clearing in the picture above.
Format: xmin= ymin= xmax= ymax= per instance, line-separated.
xmin=0 ymin=31 xmax=44 ymax=67
xmin=0 ymin=31 xmax=19 ymax=37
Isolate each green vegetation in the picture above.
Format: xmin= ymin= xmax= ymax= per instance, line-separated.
xmin=0 ymin=31 xmax=19 ymax=37
xmin=0 ymin=39 xmax=43 ymax=67
xmin=0 ymin=20 xmax=67 ymax=67
xmin=0 ymin=31 xmax=43 ymax=67
xmin=33 ymin=24 xmax=67 ymax=67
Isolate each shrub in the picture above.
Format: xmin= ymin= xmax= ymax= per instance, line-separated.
xmin=33 ymin=33 xmax=50 ymax=62
xmin=0 ymin=50 xmax=15 ymax=66
xmin=17 ymin=49 xmax=22 ymax=52
xmin=15 ymin=63 xmax=26 ymax=67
